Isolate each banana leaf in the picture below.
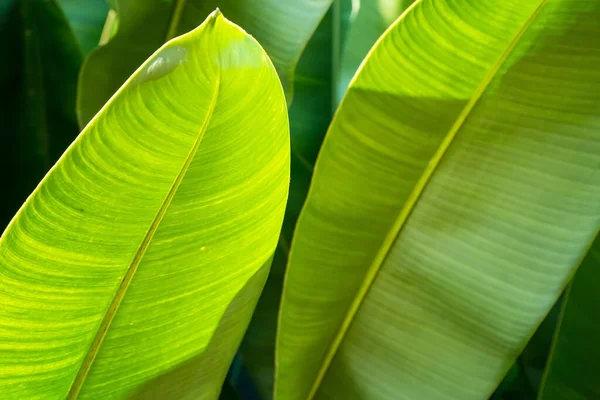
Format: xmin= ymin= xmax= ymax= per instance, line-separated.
xmin=0 ymin=11 xmax=289 ymax=399
xmin=76 ymin=0 xmax=334 ymax=127
xmin=0 ymin=0 xmax=81 ymax=231
xmin=537 ymin=234 xmax=600 ymax=400
xmin=276 ymin=0 xmax=600 ymax=399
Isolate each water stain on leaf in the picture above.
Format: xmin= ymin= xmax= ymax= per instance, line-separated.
xmin=133 ymin=45 xmax=187 ymax=85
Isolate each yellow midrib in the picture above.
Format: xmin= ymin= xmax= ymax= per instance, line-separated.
xmin=304 ymin=1 xmax=549 ymax=398
xmin=65 ymin=73 xmax=221 ymax=400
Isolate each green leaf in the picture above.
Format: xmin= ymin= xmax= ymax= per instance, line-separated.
xmin=337 ymin=0 xmax=414 ymax=102
xmin=76 ymin=0 xmax=333 ymax=128
xmin=238 ymin=1 xmax=353 ymax=397
xmin=538 ymin=235 xmax=600 ymax=400
xmin=0 ymin=11 xmax=289 ymax=399
xmin=0 ymin=0 xmax=81 ymax=231
xmin=56 ymin=0 xmax=108 ymax=55
xmin=276 ymin=0 xmax=600 ymax=399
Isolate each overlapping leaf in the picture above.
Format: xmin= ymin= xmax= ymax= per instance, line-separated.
xmin=336 ymin=0 xmax=413 ymax=102
xmin=238 ymin=1 xmax=353 ymax=397
xmin=537 ymin=235 xmax=600 ymax=400
xmin=276 ymin=0 xmax=600 ymax=399
xmin=77 ymin=0 xmax=333 ymax=127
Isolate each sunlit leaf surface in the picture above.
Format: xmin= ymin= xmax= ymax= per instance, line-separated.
xmin=276 ymin=0 xmax=600 ymax=399
xmin=0 ymin=12 xmax=289 ymax=399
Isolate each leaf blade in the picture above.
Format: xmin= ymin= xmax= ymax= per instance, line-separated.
xmin=276 ymin=0 xmax=600 ymax=399
xmin=0 ymin=11 xmax=289 ymax=399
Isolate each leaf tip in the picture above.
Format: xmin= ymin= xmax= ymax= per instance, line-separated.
xmin=209 ymin=7 xmax=223 ymax=22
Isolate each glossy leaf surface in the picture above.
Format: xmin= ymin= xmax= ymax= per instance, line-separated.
xmin=538 ymin=235 xmax=600 ymax=400
xmin=0 ymin=0 xmax=81 ymax=231
xmin=0 ymin=12 xmax=289 ymax=399
xmin=276 ymin=0 xmax=600 ymax=399
xmin=77 ymin=0 xmax=333 ymax=127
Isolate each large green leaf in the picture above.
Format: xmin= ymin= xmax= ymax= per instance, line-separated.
xmin=336 ymin=0 xmax=413 ymax=102
xmin=537 ymin=235 xmax=600 ymax=400
xmin=56 ymin=0 xmax=108 ymax=55
xmin=0 ymin=0 xmax=81 ymax=231
xmin=77 ymin=0 xmax=333 ymax=127
xmin=238 ymin=1 xmax=352 ymax=397
xmin=276 ymin=0 xmax=600 ymax=399
xmin=0 ymin=11 xmax=289 ymax=399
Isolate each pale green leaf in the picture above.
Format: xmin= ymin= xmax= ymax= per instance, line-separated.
xmin=77 ymin=0 xmax=333 ymax=127
xmin=537 ymin=235 xmax=600 ymax=400
xmin=276 ymin=0 xmax=600 ymax=399
xmin=0 ymin=11 xmax=289 ymax=399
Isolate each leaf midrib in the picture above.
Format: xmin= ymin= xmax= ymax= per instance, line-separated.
xmin=65 ymin=71 xmax=222 ymax=400
xmin=304 ymin=0 xmax=549 ymax=398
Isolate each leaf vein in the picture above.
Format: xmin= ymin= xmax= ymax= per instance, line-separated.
xmin=66 ymin=69 xmax=222 ymax=400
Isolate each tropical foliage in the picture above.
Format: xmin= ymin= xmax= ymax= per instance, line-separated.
xmin=0 ymin=0 xmax=598 ymax=399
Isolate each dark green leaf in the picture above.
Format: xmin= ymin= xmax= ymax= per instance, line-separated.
xmin=0 ymin=0 xmax=81 ymax=231
xmin=538 ymin=235 xmax=600 ymax=400
xmin=56 ymin=0 xmax=108 ymax=55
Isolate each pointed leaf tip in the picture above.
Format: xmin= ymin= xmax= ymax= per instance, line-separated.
xmin=206 ymin=8 xmax=223 ymax=26
xmin=200 ymin=8 xmax=223 ymax=29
